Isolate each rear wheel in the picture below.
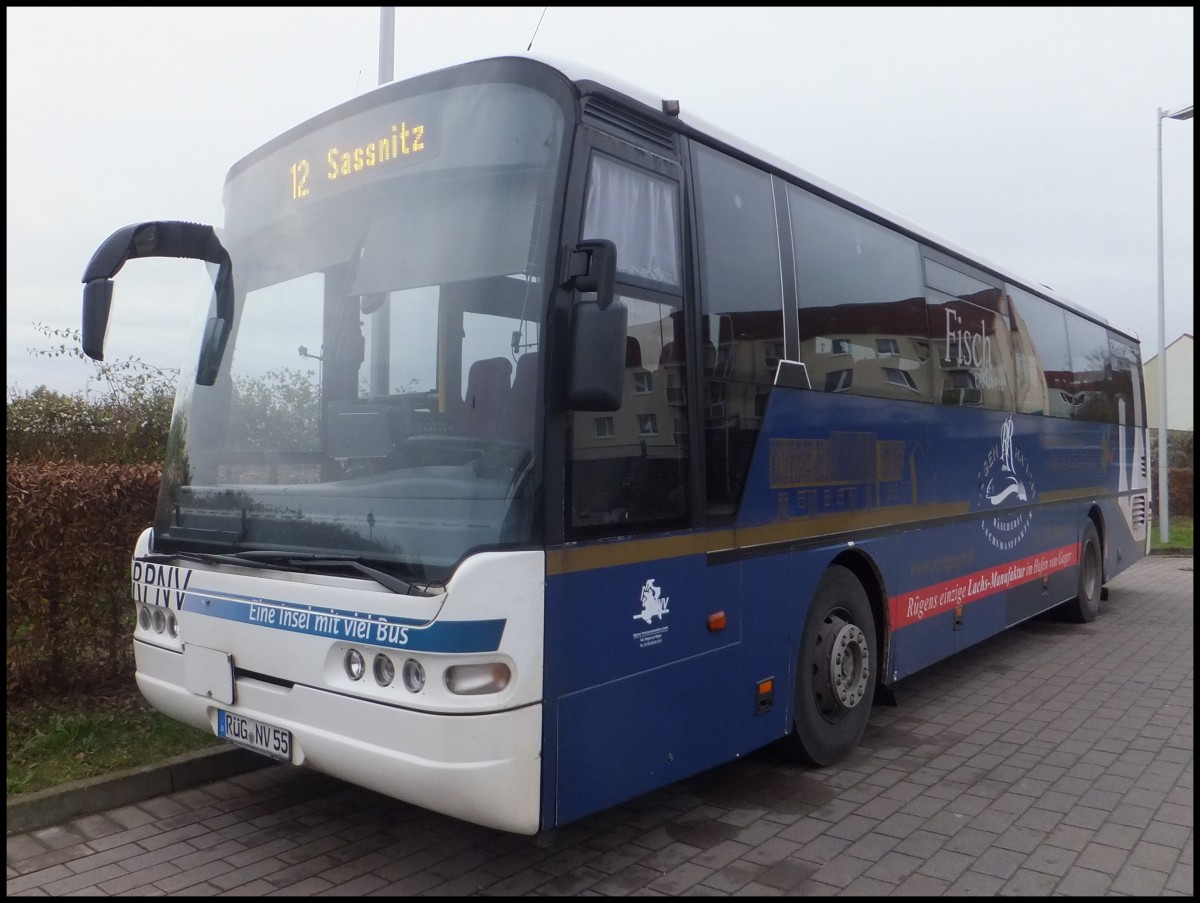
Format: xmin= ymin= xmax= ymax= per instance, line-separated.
xmin=785 ymin=565 xmax=877 ymax=766
xmin=1064 ymin=520 xmax=1102 ymax=623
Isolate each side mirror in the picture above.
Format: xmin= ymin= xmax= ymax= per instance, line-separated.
xmin=567 ymin=298 xmax=627 ymax=411
xmin=81 ymin=279 xmax=114 ymax=362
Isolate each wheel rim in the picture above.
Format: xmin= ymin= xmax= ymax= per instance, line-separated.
xmin=812 ymin=612 xmax=870 ymax=716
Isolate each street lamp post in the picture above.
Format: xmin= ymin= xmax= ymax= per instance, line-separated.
xmin=1155 ymin=102 xmax=1193 ymax=544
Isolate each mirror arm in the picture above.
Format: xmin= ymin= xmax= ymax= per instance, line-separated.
xmin=560 ymin=239 xmax=616 ymax=309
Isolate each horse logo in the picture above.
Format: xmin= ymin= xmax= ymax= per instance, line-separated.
xmin=633 ymin=579 xmax=670 ymax=624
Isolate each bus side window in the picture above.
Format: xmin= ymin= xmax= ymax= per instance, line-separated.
xmin=1065 ymin=315 xmax=1113 ymax=422
xmin=1009 ymin=285 xmax=1071 ymax=418
xmin=569 ymin=296 xmax=688 ymax=533
xmin=691 ymin=144 xmax=785 ymax=518
xmin=923 ymin=257 xmax=1015 ymax=412
xmin=1107 ymin=335 xmax=1145 ymax=429
xmin=568 ymin=152 xmax=690 ymax=537
xmin=789 ymin=186 xmax=931 ymax=404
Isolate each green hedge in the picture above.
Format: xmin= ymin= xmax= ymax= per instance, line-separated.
xmin=6 ymin=462 xmax=160 ymax=700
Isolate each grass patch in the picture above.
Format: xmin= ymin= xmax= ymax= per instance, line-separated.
xmin=1150 ymin=516 xmax=1194 ymax=552
xmin=6 ymin=678 xmax=221 ymax=798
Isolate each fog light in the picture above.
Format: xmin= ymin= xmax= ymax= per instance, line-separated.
xmin=373 ymin=653 xmax=395 ymax=687
xmin=138 ymin=606 xmax=151 ymax=630
xmin=401 ymin=658 xmax=425 ymax=693
xmin=167 ymin=612 xmax=180 ymax=638
xmin=344 ymin=648 xmax=365 ymax=681
xmin=152 ymin=608 xmax=167 ymax=634
xmin=445 ymin=662 xmax=512 ymax=695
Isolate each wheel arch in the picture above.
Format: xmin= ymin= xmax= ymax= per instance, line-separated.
xmin=828 ymin=548 xmax=891 ymax=688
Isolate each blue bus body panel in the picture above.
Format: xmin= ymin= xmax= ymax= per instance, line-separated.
xmin=542 ymin=387 xmax=1146 ymax=828
xmin=544 ymin=550 xmax=798 ymax=827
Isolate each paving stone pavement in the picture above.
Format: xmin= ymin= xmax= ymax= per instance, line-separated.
xmin=7 ymin=554 xmax=1192 ymax=896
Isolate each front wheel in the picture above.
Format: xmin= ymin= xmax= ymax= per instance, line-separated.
xmin=785 ymin=565 xmax=877 ymax=767
xmin=1064 ymin=521 xmax=1102 ymax=623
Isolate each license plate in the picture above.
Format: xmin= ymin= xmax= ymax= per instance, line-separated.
xmin=217 ymin=710 xmax=292 ymax=762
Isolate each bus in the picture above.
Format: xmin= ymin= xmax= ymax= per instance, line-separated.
xmin=81 ymin=54 xmax=1150 ymax=837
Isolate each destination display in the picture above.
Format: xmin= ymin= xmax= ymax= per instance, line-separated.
xmin=289 ymin=119 xmax=429 ymax=201
xmin=221 ymin=80 xmax=562 ymax=243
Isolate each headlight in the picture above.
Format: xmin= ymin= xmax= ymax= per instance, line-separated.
xmin=373 ymin=654 xmax=395 ymax=687
xmin=401 ymin=658 xmax=425 ymax=693
xmin=152 ymin=608 xmax=167 ymax=634
xmin=138 ymin=606 xmax=151 ymax=630
xmin=344 ymin=648 xmax=366 ymax=681
xmin=167 ymin=612 xmax=180 ymax=638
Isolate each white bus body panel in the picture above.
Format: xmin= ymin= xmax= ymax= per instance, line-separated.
xmin=131 ymin=529 xmax=545 ymax=835
xmin=137 ymin=643 xmax=542 ymax=834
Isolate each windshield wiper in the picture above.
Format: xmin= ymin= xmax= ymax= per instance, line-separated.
xmin=143 ymin=550 xmax=433 ymax=596
xmin=234 ymin=551 xmax=432 ymax=596
xmin=142 ymin=551 xmax=270 ymax=570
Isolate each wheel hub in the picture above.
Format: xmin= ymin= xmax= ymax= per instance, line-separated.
xmin=814 ymin=614 xmax=870 ymax=714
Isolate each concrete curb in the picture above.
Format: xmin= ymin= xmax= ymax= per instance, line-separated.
xmin=5 ymin=745 xmax=271 ymax=836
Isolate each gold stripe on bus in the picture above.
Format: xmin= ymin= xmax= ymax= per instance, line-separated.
xmin=547 ymin=501 xmax=970 ymax=576
xmin=548 ymin=530 xmax=734 ymax=575
xmin=726 ymin=501 xmax=968 ymax=553
xmin=1037 ymin=486 xmax=1109 ymax=503
xmin=545 ymin=485 xmax=1115 ymax=576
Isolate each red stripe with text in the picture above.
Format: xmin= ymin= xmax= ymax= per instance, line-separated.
xmin=888 ymin=543 xmax=1080 ymax=629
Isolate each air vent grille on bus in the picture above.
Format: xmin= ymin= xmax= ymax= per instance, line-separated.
xmin=583 ymin=97 xmax=677 ymax=155
xmin=1132 ymin=494 xmax=1147 ymax=527
xmin=1139 ymin=453 xmax=1147 ymax=479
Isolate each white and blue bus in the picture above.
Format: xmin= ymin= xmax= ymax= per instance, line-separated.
xmin=82 ymin=55 xmax=1149 ymax=836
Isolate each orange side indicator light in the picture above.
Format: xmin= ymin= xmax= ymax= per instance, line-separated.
xmin=707 ymin=610 xmax=727 ymax=631
xmin=755 ymin=677 xmax=775 ymax=715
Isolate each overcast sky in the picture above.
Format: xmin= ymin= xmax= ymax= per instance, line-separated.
xmin=6 ymin=6 xmax=1194 ymax=397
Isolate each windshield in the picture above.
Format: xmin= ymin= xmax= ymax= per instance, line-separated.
xmin=155 ymin=76 xmax=567 ymax=583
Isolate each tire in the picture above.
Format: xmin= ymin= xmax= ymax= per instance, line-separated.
xmin=1064 ymin=520 xmax=1102 ymax=623
xmin=785 ymin=565 xmax=877 ymax=767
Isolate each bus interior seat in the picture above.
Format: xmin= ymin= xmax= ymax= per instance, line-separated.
xmin=498 ymin=352 xmax=538 ymax=443
xmin=463 ymin=356 xmax=513 ymax=437
xmin=625 ymin=336 xmax=642 ymax=368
